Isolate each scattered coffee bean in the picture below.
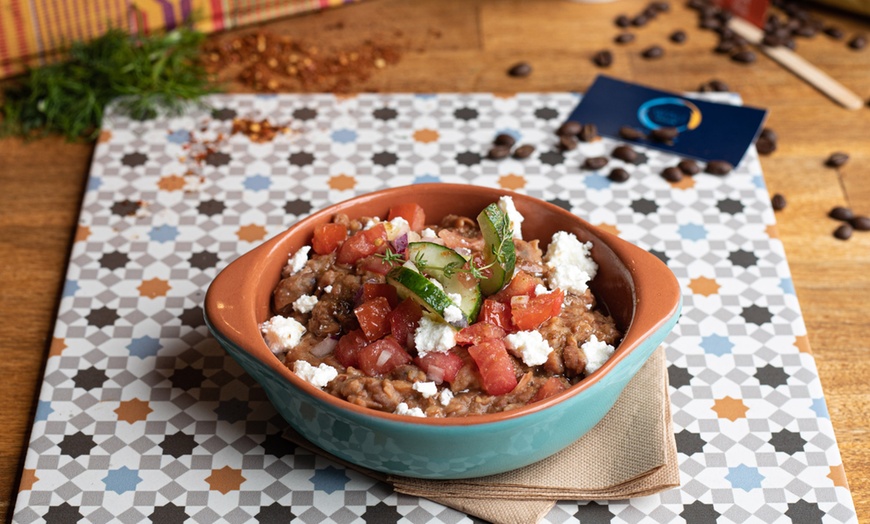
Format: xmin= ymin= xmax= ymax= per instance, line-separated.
xmin=632 ymin=14 xmax=650 ymax=27
xmin=670 ymin=30 xmax=687 ymax=43
xmin=488 ymin=145 xmax=512 ymax=160
xmin=615 ymin=14 xmax=631 ymax=28
xmin=825 ymin=152 xmax=849 ymax=167
xmin=583 ymin=156 xmax=609 ymax=170
xmin=848 ymin=34 xmax=867 ymax=50
xmin=714 ymin=38 xmax=737 ymax=54
xmin=593 ymin=49 xmax=614 ymax=68
xmin=611 ymin=145 xmax=638 ymax=163
xmin=851 ymin=216 xmax=870 ymax=231
xmin=698 ymin=79 xmax=729 ymax=92
xmin=513 ymin=144 xmax=535 ymax=159
xmin=650 ymin=1 xmax=670 ymax=13
xmin=755 ymin=135 xmax=777 ymax=155
xmin=650 ymin=126 xmax=679 ymax=144
xmin=677 ymin=159 xmax=701 ymax=175
xmin=619 ymin=125 xmax=645 ymax=140
xmin=614 ymin=33 xmax=636 ymax=44
xmin=823 ymin=26 xmax=844 ymax=40
xmin=833 ymin=223 xmax=853 ymax=240
xmin=759 ymin=127 xmax=777 ymax=142
xmin=579 ymin=123 xmax=600 ymax=142
xmin=731 ymin=49 xmax=757 ymax=63
xmin=559 ymin=134 xmax=579 ymax=151
xmin=507 ymin=62 xmax=532 ymax=77
xmin=700 ymin=16 xmax=721 ymax=31
xmin=705 ymin=159 xmax=733 ymax=175
xmin=494 ymin=133 xmax=516 ymax=147
xmin=829 ymin=206 xmax=854 ymax=221
xmin=771 ymin=193 xmax=787 ymax=211
xmin=608 ymin=167 xmax=631 ymax=182
xmin=557 ymin=121 xmax=582 ymax=137
xmin=641 ymin=45 xmax=664 ymax=59
xmin=661 ymin=166 xmax=684 ymax=182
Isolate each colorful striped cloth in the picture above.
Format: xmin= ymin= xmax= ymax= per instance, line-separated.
xmin=0 ymin=0 xmax=355 ymax=78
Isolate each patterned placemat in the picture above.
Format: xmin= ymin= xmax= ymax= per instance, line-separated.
xmin=12 ymin=93 xmax=857 ymax=523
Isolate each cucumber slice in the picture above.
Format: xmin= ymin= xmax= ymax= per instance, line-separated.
xmin=406 ymin=242 xmax=482 ymax=323
xmin=477 ymin=203 xmax=517 ymax=296
xmin=387 ymin=266 xmax=457 ymax=321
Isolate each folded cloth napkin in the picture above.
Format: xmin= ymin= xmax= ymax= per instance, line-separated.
xmin=284 ymin=346 xmax=678 ymax=524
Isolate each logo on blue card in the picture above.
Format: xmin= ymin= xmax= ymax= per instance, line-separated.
xmin=638 ymin=97 xmax=702 ymax=132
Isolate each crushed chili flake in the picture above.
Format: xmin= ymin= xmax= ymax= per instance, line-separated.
xmin=231 ymin=118 xmax=288 ymax=143
xmin=201 ymin=31 xmax=402 ymax=93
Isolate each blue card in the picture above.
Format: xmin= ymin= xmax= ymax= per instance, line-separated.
xmin=568 ymin=75 xmax=768 ymax=166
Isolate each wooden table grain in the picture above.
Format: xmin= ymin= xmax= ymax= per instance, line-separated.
xmin=1 ymin=0 xmax=868 ymax=521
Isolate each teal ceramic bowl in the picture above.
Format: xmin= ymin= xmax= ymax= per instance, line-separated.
xmin=204 ymin=184 xmax=681 ymax=479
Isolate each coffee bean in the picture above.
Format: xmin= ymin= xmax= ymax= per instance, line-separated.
xmin=848 ymin=34 xmax=867 ymax=50
xmin=615 ymin=14 xmax=631 ymax=28
xmin=559 ymin=134 xmax=579 ymax=151
xmin=608 ymin=167 xmax=631 ymax=182
xmin=488 ymin=145 xmax=512 ymax=160
xmin=677 ymin=159 xmax=701 ymax=175
xmin=755 ymin=136 xmax=776 ymax=155
xmin=508 ymin=62 xmax=532 ymax=77
xmin=593 ymin=50 xmax=614 ymax=68
xmin=650 ymin=1 xmax=670 ymax=13
xmin=705 ymin=160 xmax=733 ymax=175
xmin=611 ymin=145 xmax=638 ymax=163
xmin=714 ymin=38 xmax=737 ymax=54
xmin=583 ymin=156 xmax=609 ymax=170
xmin=834 ymin=223 xmax=853 ymax=240
xmin=700 ymin=16 xmax=721 ymax=31
xmin=771 ymin=193 xmax=787 ymax=211
xmin=661 ymin=167 xmax=684 ymax=182
xmin=494 ymin=133 xmax=516 ymax=147
xmin=642 ymin=5 xmax=660 ymax=18
xmin=716 ymin=9 xmax=733 ymax=22
xmin=614 ymin=33 xmax=635 ymax=45
xmin=731 ymin=50 xmax=757 ymax=63
xmin=641 ymin=45 xmax=664 ymax=59
xmin=698 ymin=79 xmax=729 ymax=92
xmin=825 ymin=152 xmax=849 ymax=167
xmin=650 ymin=126 xmax=679 ymax=144
xmin=670 ymin=30 xmax=687 ymax=43
xmin=823 ymin=26 xmax=844 ymax=40
xmin=579 ymin=123 xmax=600 ymax=142
xmin=632 ymin=14 xmax=650 ymax=27
xmin=513 ymin=144 xmax=535 ymax=159
xmin=619 ymin=125 xmax=645 ymax=140
xmin=851 ymin=216 xmax=870 ymax=231
xmin=829 ymin=206 xmax=854 ymax=221
xmin=762 ymin=33 xmax=785 ymax=47
xmin=557 ymin=121 xmax=582 ymax=137
xmin=759 ymin=127 xmax=777 ymax=142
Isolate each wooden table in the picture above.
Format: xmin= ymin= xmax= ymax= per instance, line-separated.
xmin=1 ymin=0 xmax=868 ymax=520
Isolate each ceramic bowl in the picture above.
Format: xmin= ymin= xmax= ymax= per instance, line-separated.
xmin=204 ymin=184 xmax=681 ymax=479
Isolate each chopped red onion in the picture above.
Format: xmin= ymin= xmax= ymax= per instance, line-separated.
xmin=427 ymin=365 xmax=445 ymax=384
xmin=376 ymin=349 xmax=391 ymax=367
xmin=392 ymin=233 xmax=409 ymax=254
xmin=310 ymin=337 xmax=338 ymax=358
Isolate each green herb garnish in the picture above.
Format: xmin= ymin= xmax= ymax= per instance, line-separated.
xmin=1 ymin=26 xmax=217 ymax=140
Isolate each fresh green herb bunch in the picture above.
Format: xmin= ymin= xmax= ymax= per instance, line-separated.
xmin=1 ymin=26 xmax=216 ymax=140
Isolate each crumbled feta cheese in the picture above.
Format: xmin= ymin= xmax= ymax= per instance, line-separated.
xmin=293 ymin=294 xmax=318 ymax=314
xmin=323 ymin=285 xmax=333 ymax=293
xmin=293 ymin=360 xmax=338 ymax=388
xmin=504 ymin=330 xmax=553 ymax=366
xmin=455 ymin=247 xmax=472 ymax=258
xmin=394 ymin=402 xmax=426 ymax=417
xmin=413 ymin=381 xmax=438 ymax=398
xmin=385 ymin=216 xmax=410 ymax=240
xmin=534 ymin=284 xmax=551 ymax=296
xmin=582 ymin=335 xmax=615 ymax=375
xmin=288 ymin=246 xmax=311 ymax=275
xmin=438 ymin=388 xmax=454 ymax=406
xmin=543 ymin=231 xmax=598 ymax=294
xmin=414 ymin=316 xmax=457 ymax=357
xmin=497 ymin=195 xmax=524 ymax=239
xmin=362 ymin=217 xmax=382 ymax=229
xmin=260 ymin=315 xmax=307 ymax=355
xmin=442 ymin=304 xmax=465 ymax=325
xmin=421 ymin=227 xmax=438 ymax=239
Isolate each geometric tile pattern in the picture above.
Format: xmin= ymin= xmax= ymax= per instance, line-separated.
xmin=13 ymin=93 xmax=857 ymax=523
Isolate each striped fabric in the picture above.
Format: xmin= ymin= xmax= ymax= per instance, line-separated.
xmin=0 ymin=0 xmax=355 ymax=78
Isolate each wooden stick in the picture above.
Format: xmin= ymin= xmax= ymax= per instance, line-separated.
xmin=728 ymin=17 xmax=864 ymax=110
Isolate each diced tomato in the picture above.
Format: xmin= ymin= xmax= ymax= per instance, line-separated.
xmin=358 ymin=336 xmax=412 ymax=376
xmin=467 ymin=339 xmax=518 ymax=396
xmin=387 ymin=298 xmax=423 ymax=348
xmin=354 ymin=296 xmax=393 ymax=341
xmin=312 ymin=223 xmax=348 ymax=255
xmin=362 ymin=283 xmax=399 ymax=308
xmin=531 ymin=376 xmax=568 ymax=403
xmin=335 ymin=329 xmax=369 ymax=368
xmin=479 ymin=299 xmax=515 ymax=333
xmin=511 ymin=289 xmax=564 ymax=331
xmin=358 ymin=254 xmax=398 ymax=275
xmin=455 ymin=322 xmax=506 ymax=346
xmin=388 ymin=203 xmax=426 ymax=232
xmin=336 ymin=223 xmax=388 ymax=265
xmin=490 ymin=271 xmax=541 ymax=303
xmin=415 ymin=350 xmax=464 ymax=384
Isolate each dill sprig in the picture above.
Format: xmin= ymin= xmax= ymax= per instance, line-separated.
xmin=0 ymin=26 xmax=217 ymax=140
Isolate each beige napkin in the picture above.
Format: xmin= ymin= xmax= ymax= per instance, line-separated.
xmin=284 ymin=347 xmax=678 ymax=524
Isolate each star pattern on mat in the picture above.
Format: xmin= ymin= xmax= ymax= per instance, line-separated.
xmin=828 ymin=464 xmax=849 ymax=489
xmin=102 ymin=466 xmax=143 ymax=494
xmin=689 ymin=276 xmax=719 ymax=297
xmin=680 ymin=500 xmax=721 ymax=523
xmin=115 ymin=398 xmax=153 ymax=423
xmin=499 ymin=174 xmax=525 ymax=190
xmin=205 ymin=466 xmax=246 ymax=494
xmin=726 ymin=464 xmax=764 ymax=491
xmin=138 ymin=278 xmax=171 ymax=298
xmin=329 ymin=174 xmax=356 ymax=190
xmin=712 ymin=396 xmax=749 ymax=421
